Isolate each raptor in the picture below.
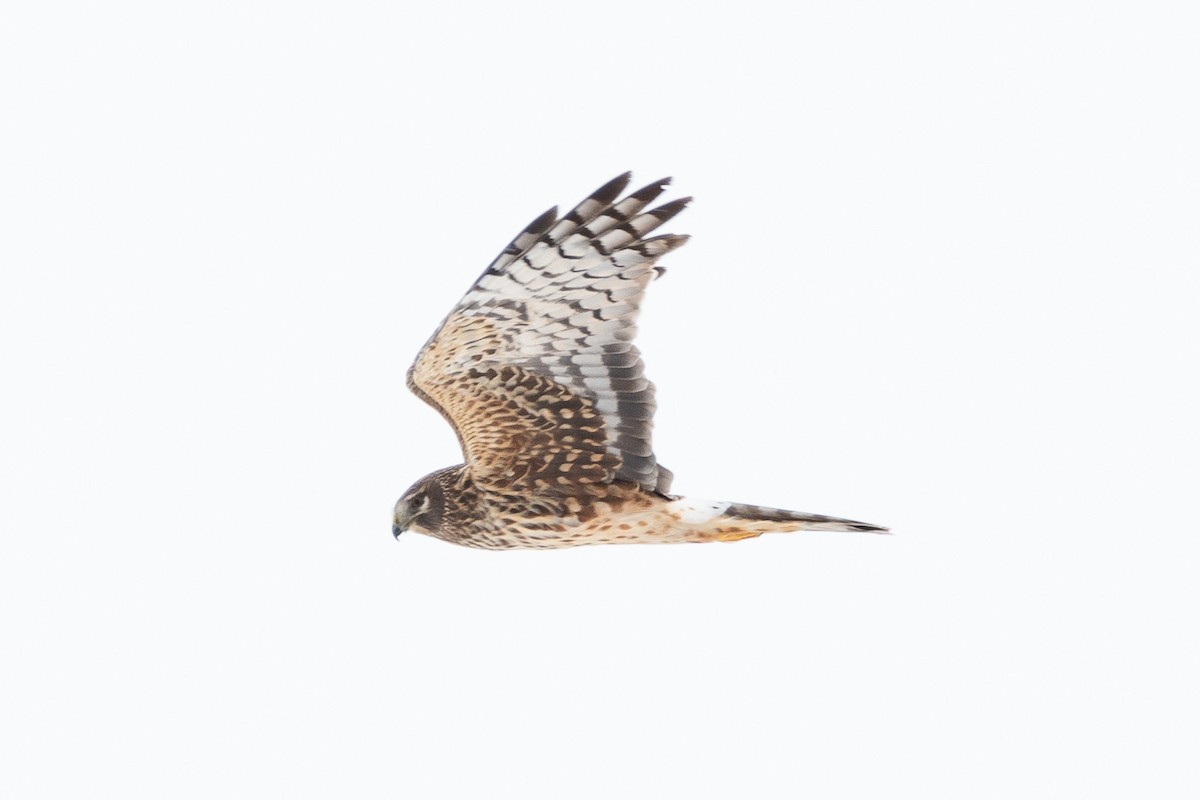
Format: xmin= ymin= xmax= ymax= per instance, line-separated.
xmin=393 ymin=173 xmax=886 ymax=549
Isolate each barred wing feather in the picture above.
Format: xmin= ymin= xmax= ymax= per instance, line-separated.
xmin=406 ymin=173 xmax=689 ymax=496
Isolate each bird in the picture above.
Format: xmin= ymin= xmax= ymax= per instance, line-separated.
xmin=393 ymin=173 xmax=887 ymax=549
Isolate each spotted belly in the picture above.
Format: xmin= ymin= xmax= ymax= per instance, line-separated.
xmin=459 ymin=495 xmax=740 ymax=549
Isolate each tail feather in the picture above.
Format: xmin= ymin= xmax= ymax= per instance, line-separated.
xmin=722 ymin=502 xmax=889 ymax=535
xmin=664 ymin=497 xmax=888 ymax=542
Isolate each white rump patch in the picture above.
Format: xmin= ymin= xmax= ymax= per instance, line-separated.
xmin=669 ymin=498 xmax=732 ymax=524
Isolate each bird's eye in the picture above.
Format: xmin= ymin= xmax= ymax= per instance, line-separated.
xmin=411 ymin=493 xmax=428 ymax=511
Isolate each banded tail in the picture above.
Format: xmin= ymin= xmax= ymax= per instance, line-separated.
xmin=667 ymin=498 xmax=889 ymax=542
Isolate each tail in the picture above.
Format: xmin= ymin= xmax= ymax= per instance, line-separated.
xmin=667 ymin=498 xmax=888 ymax=543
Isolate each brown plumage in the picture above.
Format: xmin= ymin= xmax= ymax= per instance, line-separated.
xmin=393 ymin=173 xmax=886 ymax=549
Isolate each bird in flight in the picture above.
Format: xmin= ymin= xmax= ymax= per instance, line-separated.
xmin=393 ymin=173 xmax=886 ymax=549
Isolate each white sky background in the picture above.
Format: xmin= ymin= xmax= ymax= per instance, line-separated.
xmin=2 ymin=1 xmax=1198 ymax=797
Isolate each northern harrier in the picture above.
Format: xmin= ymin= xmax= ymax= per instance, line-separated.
xmin=393 ymin=174 xmax=886 ymax=548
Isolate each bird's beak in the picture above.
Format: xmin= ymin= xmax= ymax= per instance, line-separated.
xmin=392 ymin=509 xmax=413 ymax=540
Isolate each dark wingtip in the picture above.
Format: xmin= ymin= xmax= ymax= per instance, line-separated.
xmin=527 ymin=205 xmax=558 ymax=234
xmin=592 ymin=172 xmax=633 ymax=205
xmin=627 ymin=177 xmax=673 ymax=205
xmin=649 ymin=196 xmax=693 ymax=222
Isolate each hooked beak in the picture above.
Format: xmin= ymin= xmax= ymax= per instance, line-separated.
xmin=392 ymin=508 xmax=414 ymax=540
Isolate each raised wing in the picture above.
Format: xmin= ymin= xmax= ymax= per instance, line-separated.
xmin=407 ymin=173 xmax=689 ymax=496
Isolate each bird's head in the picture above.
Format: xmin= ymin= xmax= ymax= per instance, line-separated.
xmin=392 ymin=471 xmax=448 ymax=539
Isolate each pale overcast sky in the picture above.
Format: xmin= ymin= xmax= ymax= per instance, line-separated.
xmin=3 ymin=2 xmax=1197 ymax=798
